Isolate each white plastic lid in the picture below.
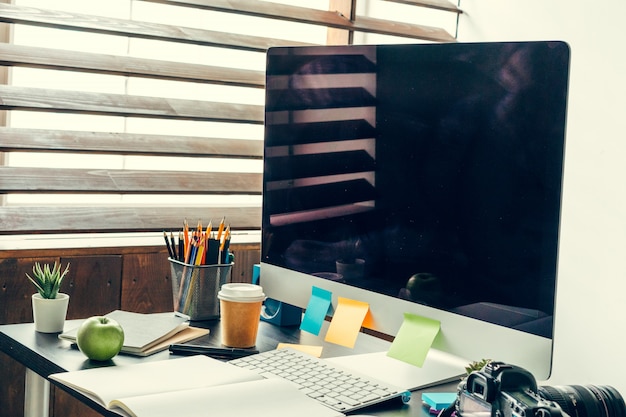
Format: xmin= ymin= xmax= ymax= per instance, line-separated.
xmin=218 ymin=283 xmax=266 ymax=302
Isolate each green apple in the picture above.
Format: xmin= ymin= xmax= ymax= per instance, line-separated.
xmin=406 ymin=273 xmax=442 ymax=303
xmin=76 ymin=316 xmax=125 ymax=361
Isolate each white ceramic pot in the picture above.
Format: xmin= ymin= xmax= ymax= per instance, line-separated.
xmin=336 ymin=258 xmax=365 ymax=281
xmin=31 ymin=293 xmax=70 ymax=333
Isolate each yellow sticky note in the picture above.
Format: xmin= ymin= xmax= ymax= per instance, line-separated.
xmin=387 ymin=312 xmax=440 ymax=367
xmin=277 ymin=343 xmax=323 ymax=358
xmin=324 ymin=297 xmax=370 ymax=348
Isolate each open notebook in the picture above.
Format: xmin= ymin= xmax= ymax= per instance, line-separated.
xmin=50 ymin=355 xmax=344 ymax=417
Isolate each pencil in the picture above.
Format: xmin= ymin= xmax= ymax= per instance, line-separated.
xmin=183 ymin=219 xmax=190 ymax=261
xmin=221 ymin=226 xmax=231 ymax=264
xmin=216 ymin=217 xmax=225 ymax=242
xmin=194 ymin=243 xmax=204 ymax=266
xmin=169 ymin=231 xmax=176 ymax=259
xmin=202 ymin=221 xmax=212 ymax=264
xmin=220 ymin=225 xmax=230 ymax=251
xmin=205 ymin=221 xmax=212 ymax=238
xmin=163 ymin=231 xmax=175 ymax=259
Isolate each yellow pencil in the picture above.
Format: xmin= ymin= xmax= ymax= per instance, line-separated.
xmin=216 ymin=217 xmax=225 ymax=241
xmin=205 ymin=221 xmax=212 ymax=240
xmin=194 ymin=244 xmax=204 ymax=266
xmin=202 ymin=221 xmax=212 ymax=264
xmin=220 ymin=225 xmax=231 ymax=251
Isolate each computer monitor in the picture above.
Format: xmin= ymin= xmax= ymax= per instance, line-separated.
xmin=260 ymin=41 xmax=569 ymax=380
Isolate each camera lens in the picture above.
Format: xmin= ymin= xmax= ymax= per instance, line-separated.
xmin=539 ymin=385 xmax=626 ymax=417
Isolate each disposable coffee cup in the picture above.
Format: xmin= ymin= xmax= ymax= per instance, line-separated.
xmin=218 ymin=283 xmax=266 ymax=348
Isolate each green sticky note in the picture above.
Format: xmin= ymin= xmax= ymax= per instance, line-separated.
xmin=387 ymin=312 xmax=440 ymax=367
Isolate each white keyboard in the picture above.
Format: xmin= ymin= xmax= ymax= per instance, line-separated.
xmin=229 ymin=348 xmax=411 ymax=413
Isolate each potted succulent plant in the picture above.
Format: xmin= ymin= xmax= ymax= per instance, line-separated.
xmin=27 ymin=261 xmax=71 ymax=333
xmin=335 ymin=238 xmax=365 ymax=281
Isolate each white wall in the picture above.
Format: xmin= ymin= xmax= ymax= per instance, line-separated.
xmin=458 ymin=1 xmax=626 ymax=394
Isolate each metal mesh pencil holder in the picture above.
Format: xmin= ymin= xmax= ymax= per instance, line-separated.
xmin=169 ymin=258 xmax=233 ymax=320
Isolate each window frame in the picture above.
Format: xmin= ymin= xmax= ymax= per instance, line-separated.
xmin=0 ymin=0 xmax=460 ymax=235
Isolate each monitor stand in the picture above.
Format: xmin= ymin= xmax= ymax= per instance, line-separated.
xmin=260 ymin=298 xmax=302 ymax=327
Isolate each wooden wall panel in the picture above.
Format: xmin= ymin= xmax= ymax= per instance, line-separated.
xmin=121 ymin=252 xmax=176 ymax=314
xmin=0 ymin=351 xmax=26 ymax=417
xmin=60 ymin=255 xmax=122 ymax=318
xmin=231 ymin=247 xmax=261 ymax=283
xmin=0 ymin=256 xmax=57 ymax=324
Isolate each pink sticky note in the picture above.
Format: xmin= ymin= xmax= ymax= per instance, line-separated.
xmin=324 ymin=297 xmax=370 ymax=348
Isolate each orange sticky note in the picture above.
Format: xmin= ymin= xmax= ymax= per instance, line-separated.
xmin=324 ymin=297 xmax=370 ymax=348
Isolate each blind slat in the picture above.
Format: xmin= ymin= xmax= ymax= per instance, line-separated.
xmin=383 ymin=0 xmax=462 ymax=14
xmin=138 ymin=0 xmax=456 ymax=42
xmin=0 ymin=43 xmax=265 ymax=88
xmin=0 ymin=85 xmax=264 ymax=123
xmin=0 ymin=127 xmax=263 ymax=158
xmin=0 ymin=3 xmax=312 ymax=52
xmin=0 ymin=167 xmax=262 ymax=194
xmin=353 ymin=15 xmax=454 ymax=42
xmin=0 ymin=206 xmax=261 ymax=234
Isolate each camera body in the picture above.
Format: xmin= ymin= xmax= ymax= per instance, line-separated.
xmin=457 ymin=361 xmax=567 ymax=417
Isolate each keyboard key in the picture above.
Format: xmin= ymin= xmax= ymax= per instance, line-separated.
xmin=229 ymin=348 xmax=410 ymax=413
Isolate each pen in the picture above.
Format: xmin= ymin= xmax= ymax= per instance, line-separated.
xmin=178 ymin=232 xmax=184 ymax=261
xmin=169 ymin=344 xmax=259 ymax=359
xmin=169 ymin=231 xmax=176 ymax=258
xmin=164 ymin=231 xmax=175 ymax=259
xmin=207 ymin=238 xmax=220 ymax=265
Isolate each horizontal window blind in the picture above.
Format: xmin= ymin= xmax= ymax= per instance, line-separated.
xmin=0 ymin=0 xmax=460 ymax=234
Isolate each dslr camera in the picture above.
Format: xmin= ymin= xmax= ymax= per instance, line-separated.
xmin=454 ymin=361 xmax=625 ymax=417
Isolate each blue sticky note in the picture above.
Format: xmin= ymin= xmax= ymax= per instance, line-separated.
xmin=252 ymin=264 xmax=260 ymax=285
xmin=300 ymin=286 xmax=332 ymax=335
xmin=422 ymin=392 xmax=457 ymax=410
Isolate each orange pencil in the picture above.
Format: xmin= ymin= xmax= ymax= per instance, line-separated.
xmin=201 ymin=221 xmax=212 ymax=264
xmin=183 ymin=218 xmax=190 ymax=262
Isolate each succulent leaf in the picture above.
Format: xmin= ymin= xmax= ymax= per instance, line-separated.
xmin=26 ymin=261 xmax=70 ymax=299
xmin=465 ymin=358 xmax=492 ymax=375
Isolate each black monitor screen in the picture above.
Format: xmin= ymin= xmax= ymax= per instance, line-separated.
xmin=262 ymin=41 xmax=570 ymax=338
